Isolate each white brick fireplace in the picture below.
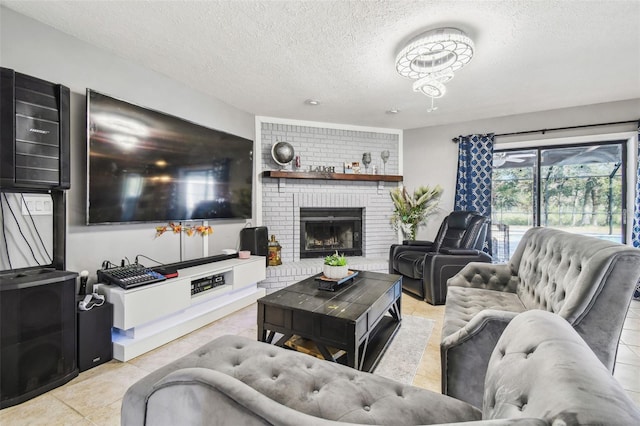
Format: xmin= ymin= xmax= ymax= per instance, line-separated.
xmin=256 ymin=117 xmax=403 ymax=291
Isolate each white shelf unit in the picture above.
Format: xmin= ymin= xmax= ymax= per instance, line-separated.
xmin=95 ymin=256 xmax=266 ymax=361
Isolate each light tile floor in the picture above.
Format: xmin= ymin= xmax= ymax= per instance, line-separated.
xmin=1 ymin=297 xmax=638 ymax=425
xmin=616 ymin=298 xmax=640 ymax=403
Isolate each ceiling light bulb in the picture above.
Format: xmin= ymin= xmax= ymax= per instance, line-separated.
xmin=305 ymin=99 xmax=320 ymax=106
xmin=386 ymin=108 xmax=400 ymax=114
xmin=413 ymin=77 xmax=446 ymax=98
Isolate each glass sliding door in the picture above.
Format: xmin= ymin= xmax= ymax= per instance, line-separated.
xmin=491 ymin=150 xmax=537 ymax=261
xmin=492 ymin=142 xmax=626 ymax=261
xmin=540 ymin=144 xmax=624 ymax=242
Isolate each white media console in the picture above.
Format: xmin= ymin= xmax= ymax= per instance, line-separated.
xmin=95 ymin=256 xmax=266 ymax=361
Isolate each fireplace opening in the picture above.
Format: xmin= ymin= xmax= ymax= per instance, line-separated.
xmin=300 ymin=208 xmax=363 ymax=258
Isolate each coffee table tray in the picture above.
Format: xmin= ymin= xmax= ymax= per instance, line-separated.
xmin=316 ymin=270 xmax=359 ymax=291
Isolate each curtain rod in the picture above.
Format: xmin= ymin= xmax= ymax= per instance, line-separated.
xmin=451 ymin=119 xmax=639 ymax=143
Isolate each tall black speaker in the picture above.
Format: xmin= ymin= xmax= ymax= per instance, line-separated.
xmin=240 ymin=226 xmax=268 ymax=266
xmin=0 ymin=269 xmax=78 ymax=409
xmin=0 ymin=67 xmax=71 ymax=191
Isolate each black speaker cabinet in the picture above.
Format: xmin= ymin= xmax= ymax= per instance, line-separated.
xmin=240 ymin=226 xmax=269 ymax=266
xmin=0 ymin=269 xmax=78 ymax=409
xmin=77 ymin=301 xmax=113 ymax=372
xmin=0 ymin=67 xmax=71 ymax=190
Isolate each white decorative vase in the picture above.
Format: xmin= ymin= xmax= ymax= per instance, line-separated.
xmin=400 ymin=222 xmax=417 ymax=241
xmin=323 ymin=264 xmax=349 ymax=279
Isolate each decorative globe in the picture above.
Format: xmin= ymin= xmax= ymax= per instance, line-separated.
xmin=271 ymin=141 xmax=295 ymax=166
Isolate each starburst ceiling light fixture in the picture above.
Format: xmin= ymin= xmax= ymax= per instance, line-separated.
xmin=395 ymin=27 xmax=474 ymax=108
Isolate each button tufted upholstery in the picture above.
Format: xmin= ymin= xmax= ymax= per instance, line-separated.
xmin=122 ymin=311 xmax=640 ymax=425
xmin=122 ymin=335 xmax=481 ymax=426
xmin=389 ymin=211 xmax=491 ymax=305
xmin=441 ymin=227 xmax=640 ymax=408
xmin=483 ymin=310 xmax=640 ymax=425
xmin=442 ymin=287 xmax=524 ymax=339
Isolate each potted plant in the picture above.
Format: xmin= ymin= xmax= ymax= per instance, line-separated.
xmin=323 ymin=251 xmax=349 ymax=279
xmin=390 ymin=185 xmax=443 ymax=240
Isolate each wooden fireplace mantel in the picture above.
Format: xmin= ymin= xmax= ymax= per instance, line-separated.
xmin=262 ymin=170 xmax=403 ymax=182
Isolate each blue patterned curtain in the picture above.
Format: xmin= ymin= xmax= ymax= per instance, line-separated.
xmin=454 ymin=133 xmax=494 ymax=252
xmin=633 ymin=123 xmax=640 ymax=299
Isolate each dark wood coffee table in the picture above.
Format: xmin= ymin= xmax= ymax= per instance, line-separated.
xmin=257 ymin=270 xmax=402 ymax=372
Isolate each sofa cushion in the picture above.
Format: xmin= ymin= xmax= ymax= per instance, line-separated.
xmin=443 ymin=287 xmax=525 ymax=339
xmin=123 ymin=335 xmax=482 ymax=426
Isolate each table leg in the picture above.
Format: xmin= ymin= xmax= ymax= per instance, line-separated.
xmin=388 ymin=297 xmax=402 ymax=321
xmin=274 ymin=333 xmax=293 ymax=347
xmin=346 ymin=335 xmax=359 ymax=370
xmin=263 ymin=330 xmax=276 ymax=343
xmin=358 ymin=337 xmax=369 ymax=370
xmin=257 ymin=303 xmax=266 ymax=341
xmin=316 ymin=342 xmax=338 ymax=362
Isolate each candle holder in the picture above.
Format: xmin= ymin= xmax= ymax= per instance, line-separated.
xmin=381 ymin=150 xmax=390 ymax=174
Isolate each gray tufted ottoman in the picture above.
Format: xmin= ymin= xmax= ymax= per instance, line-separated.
xmin=122 ymin=310 xmax=640 ymax=426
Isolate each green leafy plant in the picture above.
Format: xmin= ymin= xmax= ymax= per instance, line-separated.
xmin=390 ymin=185 xmax=443 ymax=240
xmin=324 ymin=251 xmax=347 ymax=266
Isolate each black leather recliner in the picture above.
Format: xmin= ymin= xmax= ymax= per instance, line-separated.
xmin=389 ymin=211 xmax=491 ymax=305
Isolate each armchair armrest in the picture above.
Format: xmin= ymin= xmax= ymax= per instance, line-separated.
xmin=420 ymin=251 xmax=492 ymax=305
xmin=439 ymin=248 xmax=482 ymax=256
xmin=447 ymin=262 xmax=518 ymax=293
xmin=389 ymin=243 xmax=438 ymax=274
xmin=393 ymin=244 xmax=436 ymax=255
xmin=423 ymin=252 xmax=492 ymax=287
xmin=403 ymin=239 xmax=435 ymax=247
xmin=440 ymin=310 xmax=520 ymax=409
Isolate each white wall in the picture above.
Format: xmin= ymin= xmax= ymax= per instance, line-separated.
xmin=0 ymin=7 xmax=255 ymax=282
xmin=404 ymin=99 xmax=640 ymax=240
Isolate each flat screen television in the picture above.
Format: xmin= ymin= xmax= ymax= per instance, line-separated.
xmin=86 ymin=89 xmax=253 ymax=225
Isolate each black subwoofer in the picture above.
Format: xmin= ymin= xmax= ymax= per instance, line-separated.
xmin=77 ymin=302 xmax=113 ymax=372
xmin=0 ymin=269 xmax=78 ymax=409
xmin=240 ymin=226 xmax=269 ymax=266
xmin=0 ymin=67 xmax=70 ymax=190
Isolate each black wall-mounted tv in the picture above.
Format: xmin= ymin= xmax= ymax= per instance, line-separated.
xmin=86 ymin=90 xmax=253 ymax=225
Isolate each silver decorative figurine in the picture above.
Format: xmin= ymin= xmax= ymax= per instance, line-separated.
xmin=362 ymin=152 xmax=372 ymax=173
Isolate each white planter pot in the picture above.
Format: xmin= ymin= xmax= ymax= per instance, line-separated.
xmin=323 ymin=264 xmax=349 ymax=279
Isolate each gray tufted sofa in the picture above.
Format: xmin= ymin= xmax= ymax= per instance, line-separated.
xmin=441 ymin=227 xmax=640 ymax=408
xmin=121 ymin=310 xmax=640 ymax=426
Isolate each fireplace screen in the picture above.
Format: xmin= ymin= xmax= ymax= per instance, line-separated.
xmin=300 ymin=208 xmax=362 ymax=258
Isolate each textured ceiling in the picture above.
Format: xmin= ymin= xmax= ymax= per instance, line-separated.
xmin=2 ymin=0 xmax=639 ymax=130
